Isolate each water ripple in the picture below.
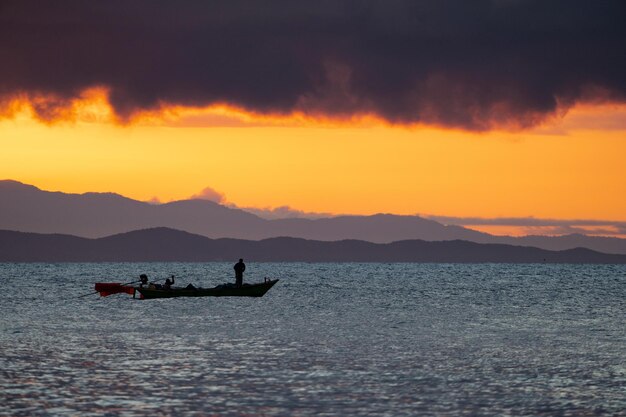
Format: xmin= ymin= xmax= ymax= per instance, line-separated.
xmin=1 ymin=263 xmax=626 ymax=416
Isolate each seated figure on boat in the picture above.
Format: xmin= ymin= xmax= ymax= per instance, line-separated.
xmin=139 ymin=274 xmax=161 ymax=289
xmin=163 ymin=275 xmax=175 ymax=290
xmin=139 ymin=274 xmax=149 ymax=287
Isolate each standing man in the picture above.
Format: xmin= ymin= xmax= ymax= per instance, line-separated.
xmin=234 ymin=258 xmax=246 ymax=288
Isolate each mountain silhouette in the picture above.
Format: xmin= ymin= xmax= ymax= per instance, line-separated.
xmin=1 ymin=180 xmax=625 ymax=254
xmin=1 ymin=228 xmax=625 ymax=263
xmin=0 ymin=180 xmax=489 ymax=241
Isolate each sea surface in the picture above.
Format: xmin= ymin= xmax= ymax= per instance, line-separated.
xmin=1 ymin=263 xmax=626 ymax=416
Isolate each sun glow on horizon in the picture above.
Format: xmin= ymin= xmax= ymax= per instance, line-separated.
xmin=1 ymin=92 xmax=626 ymax=226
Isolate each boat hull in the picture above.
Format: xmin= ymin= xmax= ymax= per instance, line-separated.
xmin=136 ymin=279 xmax=279 ymax=299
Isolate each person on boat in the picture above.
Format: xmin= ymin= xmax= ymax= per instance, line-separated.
xmin=234 ymin=258 xmax=246 ymax=288
xmin=139 ymin=274 xmax=149 ymax=287
xmin=163 ymin=275 xmax=175 ymax=290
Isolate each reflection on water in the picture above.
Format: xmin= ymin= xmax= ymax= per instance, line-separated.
xmin=1 ymin=263 xmax=626 ymax=416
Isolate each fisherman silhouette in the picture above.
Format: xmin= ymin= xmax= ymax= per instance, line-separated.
xmin=234 ymin=259 xmax=246 ymax=288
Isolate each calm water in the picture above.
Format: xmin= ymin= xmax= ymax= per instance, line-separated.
xmin=1 ymin=263 xmax=626 ymax=416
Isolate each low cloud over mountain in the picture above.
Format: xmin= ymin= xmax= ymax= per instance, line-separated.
xmin=425 ymin=215 xmax=626 ymax=237
xmin=2 ymin=180 xmax=626 ymax=254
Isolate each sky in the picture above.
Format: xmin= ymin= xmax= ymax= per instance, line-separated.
xmin=1 ymin=1 xmax=625 ymax=237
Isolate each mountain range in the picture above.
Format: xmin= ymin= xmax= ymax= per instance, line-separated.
xmin=1 ymin=228 xmax=625 ymax=263
xmin=1 ymin=179 xmax=625 ymax=255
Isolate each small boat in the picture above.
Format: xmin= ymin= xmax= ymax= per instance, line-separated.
xmin=136 ymin=279 xmax=279 ymax=299
xmin=95 ymin=278 xmax=279 ymax=299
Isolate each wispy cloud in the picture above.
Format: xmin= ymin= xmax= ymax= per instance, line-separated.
xmin=237 ymin=205 xmax=333 ymax=220
xmin=424 ymin=215 xmax=626 ymax=237
xmin=146 ymin=197 xmax=162 ymax=205
xmin=184 ymin=184 xmax=626 ymax=235
xmin=187 ymin=186 xmax=330 ymax=219
xmin=189 ymin=187 xmax=226 ymax=204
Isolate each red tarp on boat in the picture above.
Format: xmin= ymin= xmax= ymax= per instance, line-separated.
xmin=94 ymin=283 xmax=135 ymax=297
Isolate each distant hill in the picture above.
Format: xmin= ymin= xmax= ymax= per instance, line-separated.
xmin=1 ymin=228 xmax=625 ymax=263
xmin=2 ymin=180 xmax=626 ymax=254
xmin=0 ymin=180 xmax=495 ymax=242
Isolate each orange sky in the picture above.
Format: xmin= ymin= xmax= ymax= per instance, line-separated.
xmin=1 ymin=92 xmax=625 ymax=235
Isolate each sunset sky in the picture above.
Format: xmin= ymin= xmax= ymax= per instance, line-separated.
xmin=1 ymin=1 xmax=625 ymax=237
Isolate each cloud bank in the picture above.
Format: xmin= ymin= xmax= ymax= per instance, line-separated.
xmin=187 ymin=185 xmax=330 ymax=219
xmin=239 ymin=205 xmax=334 ymax=220
xmin=1 ymin=1 xmax=625 ymax=130
xmin=425 ymin=216 xmax=626 ymax=237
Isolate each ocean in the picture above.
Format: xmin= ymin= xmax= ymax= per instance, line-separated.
xmin=1 ymin=263 xmax=626 ymax=416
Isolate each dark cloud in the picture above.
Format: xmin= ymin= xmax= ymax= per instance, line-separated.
xmin=1 ymin=0 xmax=625 ymax=129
